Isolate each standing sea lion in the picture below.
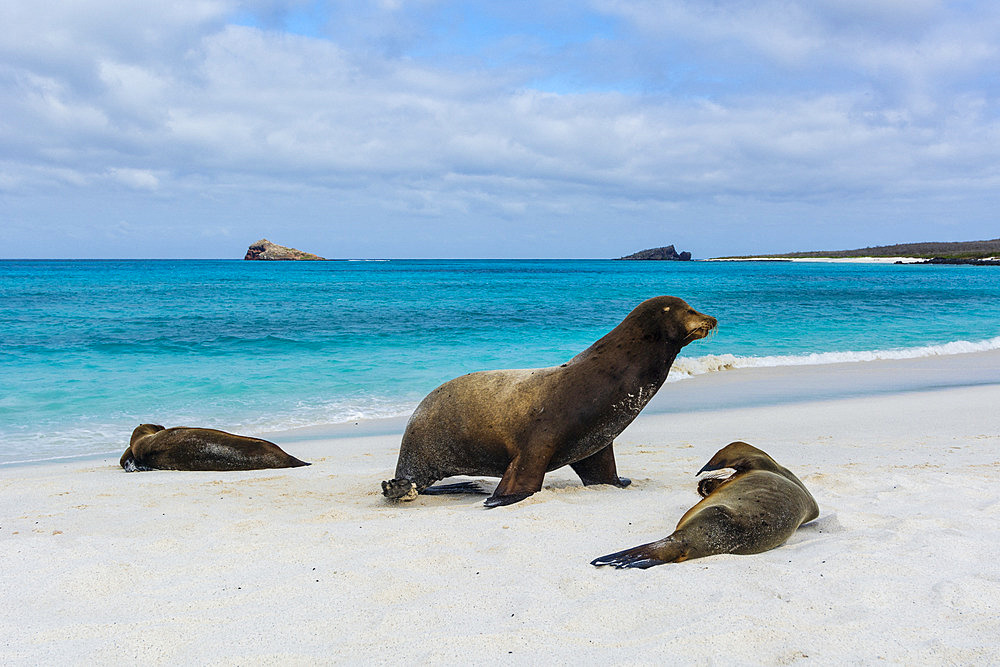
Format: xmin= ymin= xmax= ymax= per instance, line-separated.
xmin=381 ymin=295 xmax=717 ymax=507
xmin=591 ymin=442 xmax=818 ymax=568
xmin=120 ymin=424 xmax=310 ymax=471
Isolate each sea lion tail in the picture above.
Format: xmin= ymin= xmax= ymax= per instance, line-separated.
xmin=382 ymin=478 xmax=419 ymax=501
xmin=591 ymin=537 xmax=687 ymax=569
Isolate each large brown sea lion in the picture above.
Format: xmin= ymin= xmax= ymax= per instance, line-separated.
xmin=591 ymin=442 xmax=818 ymax=568
xmin=120 ymin=424 xmax=310 ymax=472
xmin=381 ymin=295 xmax=717 ymax=507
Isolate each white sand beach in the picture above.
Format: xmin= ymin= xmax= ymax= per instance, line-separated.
xmin=2 ymin=353 xmax=999 ymax=664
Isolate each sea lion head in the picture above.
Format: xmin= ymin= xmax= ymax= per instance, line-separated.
xmin=130 ymin=423 xmax=166 ymax=445
xmin=697 ymin=441 xmax=775 ymax=474
xmin=637 ymin=296 xmax=717 ymax=348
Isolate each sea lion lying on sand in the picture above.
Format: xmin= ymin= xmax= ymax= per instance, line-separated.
xmin=382 ymin=295 xmax=717 ymax=507
xmin=591 ymin=442 xmax=818 ymax=568
xmin=120 ymin=424 xmax=310 ymax=471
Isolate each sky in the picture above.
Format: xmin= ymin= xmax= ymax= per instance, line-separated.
xmin=2 ymin=0 xmax=999 ymax=258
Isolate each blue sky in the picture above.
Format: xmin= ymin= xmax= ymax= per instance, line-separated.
xmin=2 ymin=0 xmax=999 ymax=258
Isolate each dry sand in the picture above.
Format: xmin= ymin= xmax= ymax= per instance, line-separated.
xmin=2 ymin=354 xmax=999 ymax=664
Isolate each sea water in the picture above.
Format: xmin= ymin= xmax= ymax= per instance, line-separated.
xmin=2 ymin=259 xmax=999 ymax=465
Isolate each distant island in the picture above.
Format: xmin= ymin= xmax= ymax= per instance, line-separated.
xmin=244 ymin=239 xmax=325 ymax=261
xmin=714 ymin=238 xmax=1000 ymax=262
xmin=618 ymin=245 xmax=692 ymax=261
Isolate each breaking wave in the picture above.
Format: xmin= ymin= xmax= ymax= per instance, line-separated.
xmin=670 ymin=335 xmax=1000 ymax=380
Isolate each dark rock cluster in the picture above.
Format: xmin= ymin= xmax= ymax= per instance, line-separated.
xmin=618 ymin=245 xmax=692 ymax=261
xmin=244 ymin=239 xmax=325 ymax=261
xmin=903 ymin=257 xmax=1000 ymax=266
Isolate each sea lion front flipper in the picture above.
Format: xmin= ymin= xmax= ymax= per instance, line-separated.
xmin=570 ymin=443 xmax=631 ymax=487
xmin=483 ymin=491 xmax=534 ymax=508
xmin=119 ymin=446 xmax=154 ymax=472
xmin=121 ymin=457 xmax=153 ymax=472
xmin=591 ymin=537 xmax=687 ymax=568
xmin=485 ymin=454 xmax=546 ymax=507
xmin=697 ymin=475 xmax=732 ymax=497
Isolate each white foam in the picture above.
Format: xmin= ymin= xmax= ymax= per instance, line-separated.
xmin=237 ymin=399 xmax=415 ymax=435
xmin=670 ymin=335 xmax=1000 ymax=380
xmin=0 ymin=398 xmax=417 ymax=467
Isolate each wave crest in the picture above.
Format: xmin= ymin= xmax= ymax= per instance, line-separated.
xmin=671 ymin=336 xmax=1000 ymax=380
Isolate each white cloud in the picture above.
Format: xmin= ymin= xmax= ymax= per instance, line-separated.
xmin=107 ymin=167 xmax=160 ymax=190
xmin=2 ymin=1 xmax=1000 ymax=257
xmin=596 ymin=0 xmax=1000 ymax=96
xmin=4 ymin=15 xmax=998 ymax=200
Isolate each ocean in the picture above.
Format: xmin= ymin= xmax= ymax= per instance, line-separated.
xmin=2 ymin=259 xmax=999 ymax=465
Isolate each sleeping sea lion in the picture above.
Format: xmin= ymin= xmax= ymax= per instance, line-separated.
xmin=120 ymin=424 xmax=310 ymax=471
xmin=381 ymin=295 xmax=717 ymax=507
xmin=591 ymin=441 xmax=818 ymax=568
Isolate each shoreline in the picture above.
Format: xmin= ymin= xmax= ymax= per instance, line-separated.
xmin=706 ymin=255 xmax=1000 ymax=263
xmin=6 ymin=258 xmax=1000 ymax=468
xmin=706 ymin=256 xmax=927 ymax=263
xmin=4 ymin=348 xmax=999 ymax=470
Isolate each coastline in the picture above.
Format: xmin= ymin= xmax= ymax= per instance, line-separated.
xmin=2 ymin=355 xmax=999 ymax=663
xmin=6 ymin=258 xmax=1000 ymax=467
xmin=4 ymin=348 xmax=999 ymax=469
xmin=706 ymin=256 xmax=927 ymax=263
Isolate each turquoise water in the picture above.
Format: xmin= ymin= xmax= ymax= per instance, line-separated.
xmin=2 ymin=259 xmax=1000 ymax=464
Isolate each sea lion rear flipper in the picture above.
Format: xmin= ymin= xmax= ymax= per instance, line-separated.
xmin=382 ymin=478 xmax=419 ymax=501
xmin=591 ymin=537 xmax=687 ymax=568
xmin=570 ymin=443 xmax=631 ymax=487
xmin=421 ymin=481 xmax=490 ymax=495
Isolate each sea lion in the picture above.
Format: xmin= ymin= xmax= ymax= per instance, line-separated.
xmin=381 ymin=295 xmax=717 ymax=507
xmin=591 ymin=442 xmax=818 ymax=568
xmin=120 ymin=424 xmax=310 ymax=472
